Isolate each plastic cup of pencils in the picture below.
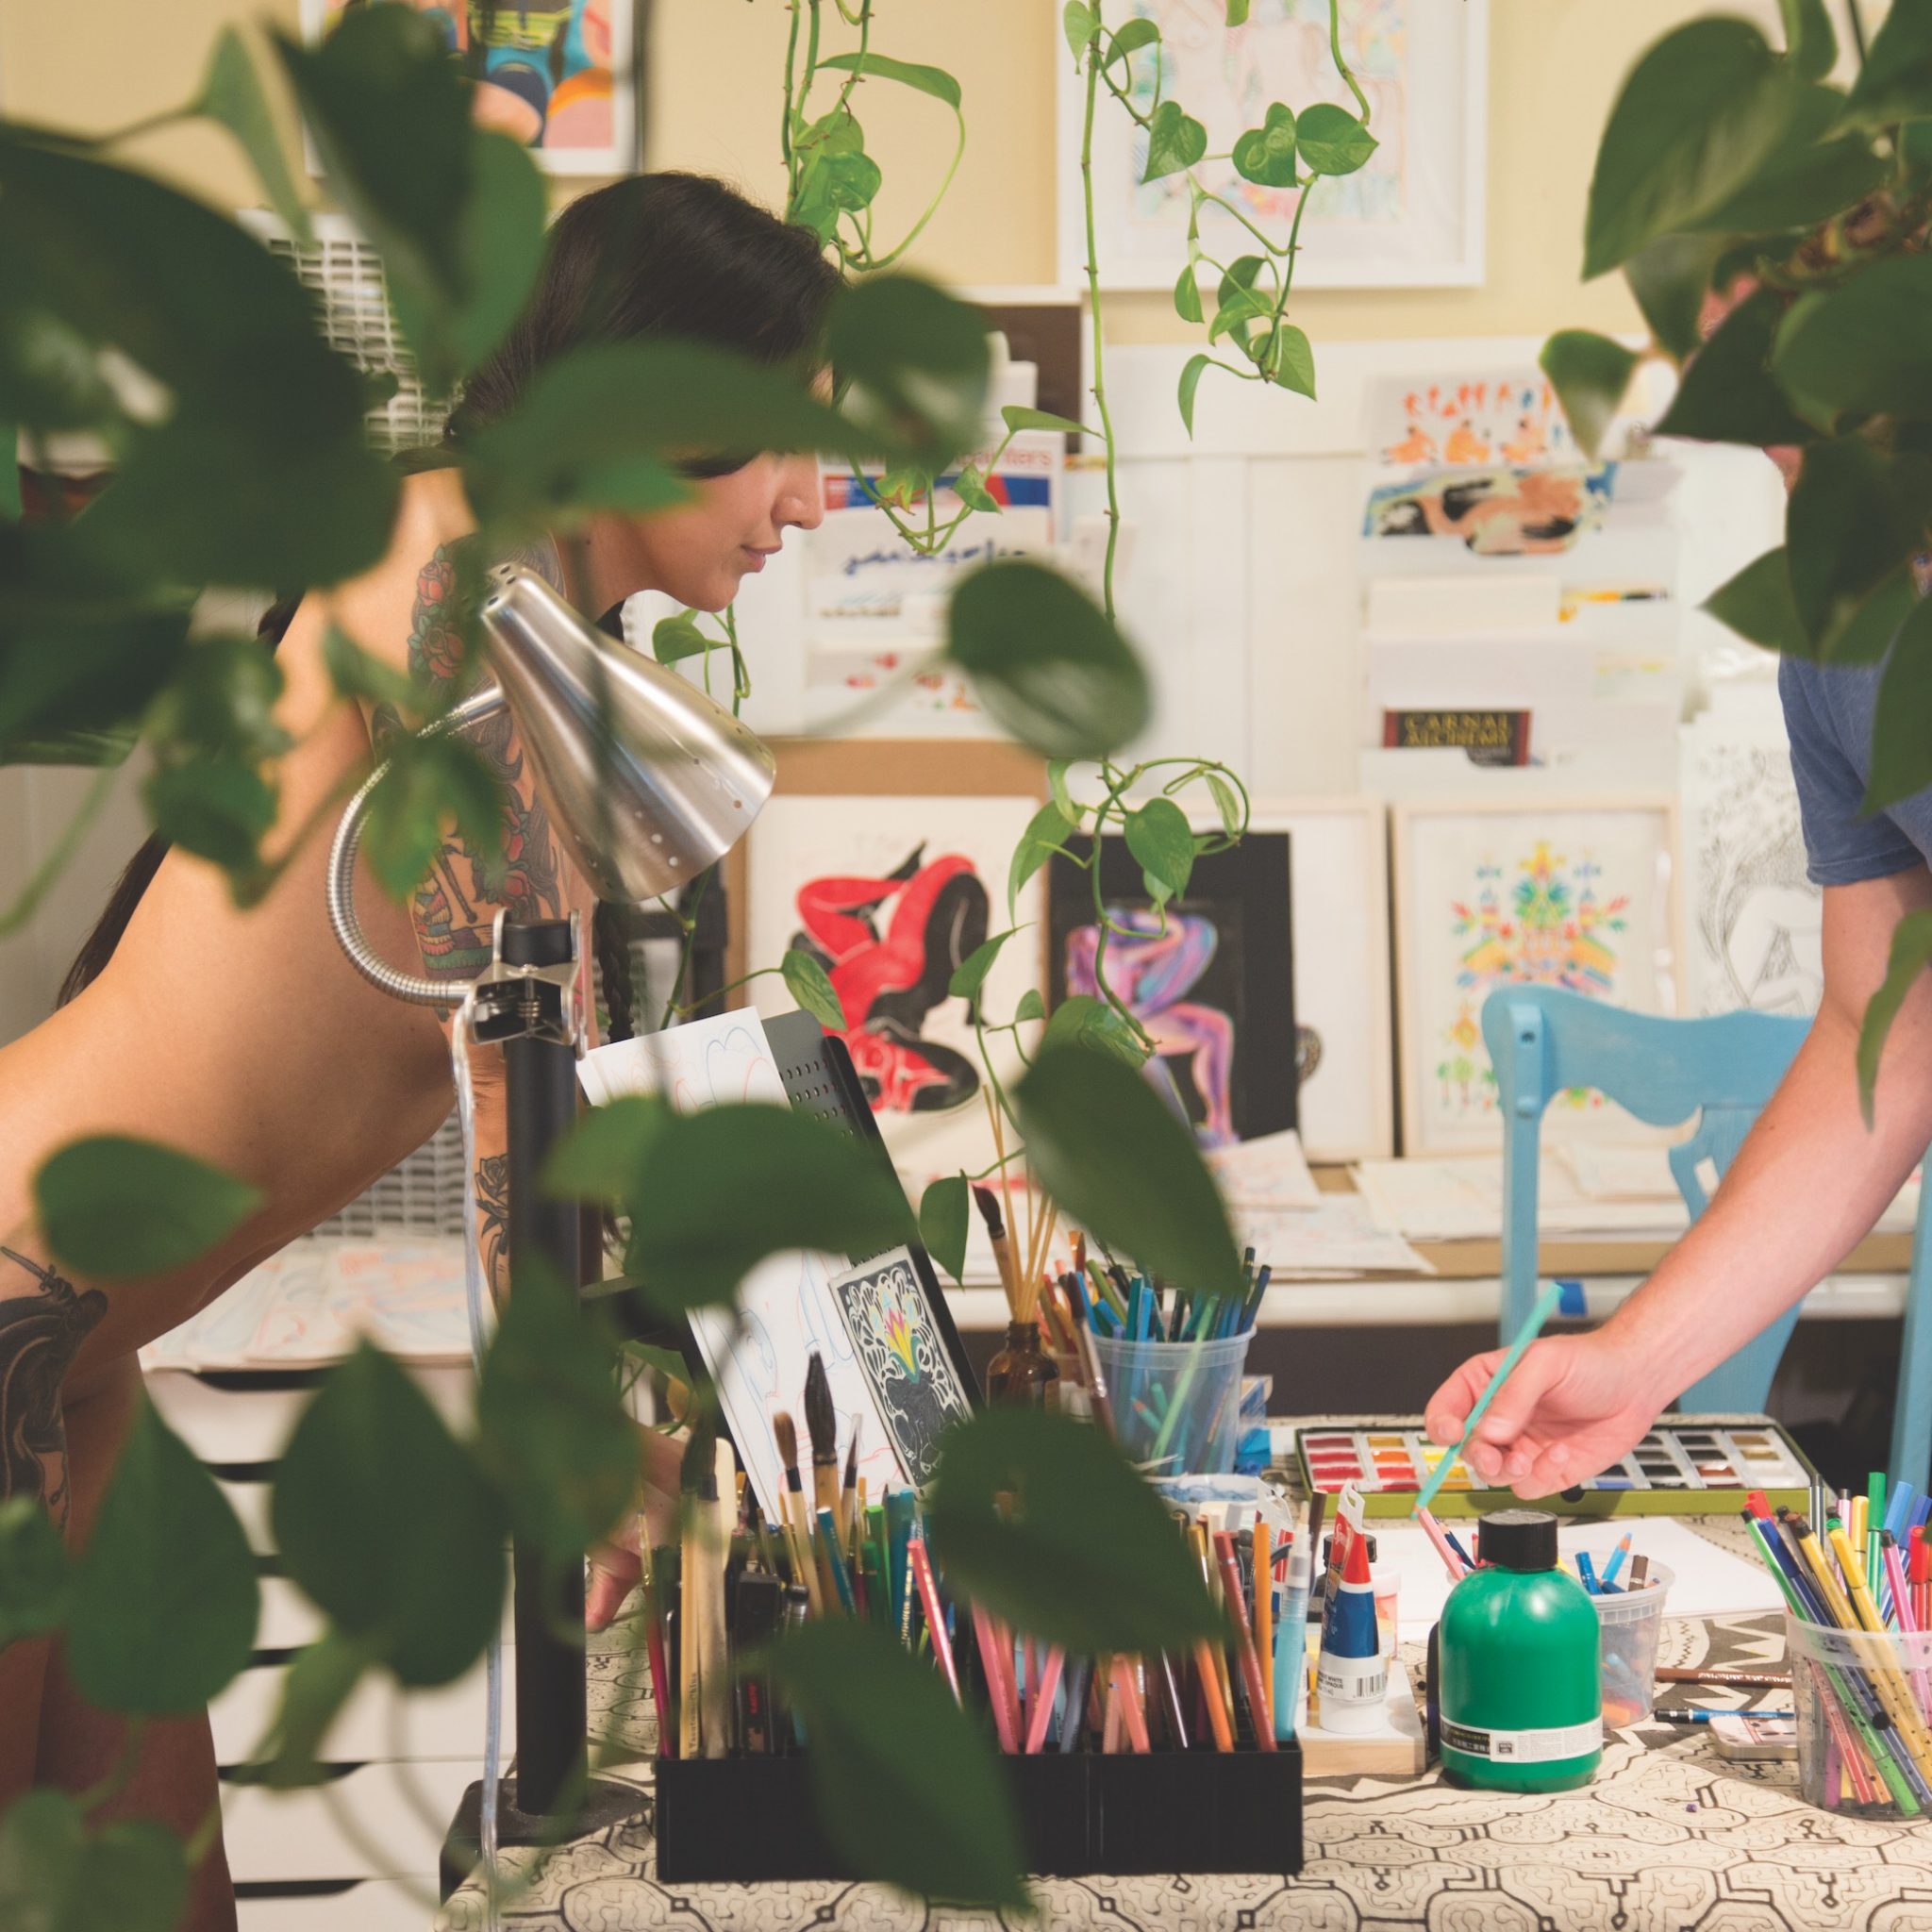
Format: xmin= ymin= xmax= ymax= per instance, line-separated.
xmin=1786 ymin=1611 xmax=1932 ymax=1817
xmin=1592 ymin=1561 xmax=1674 ymax=1727
xmin=1089 ymin=1329 xmax=1254 ymax=1474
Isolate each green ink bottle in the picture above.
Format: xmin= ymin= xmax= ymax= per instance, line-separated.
xmin=1439 ymin=1508 xmax=1602 ymax=1792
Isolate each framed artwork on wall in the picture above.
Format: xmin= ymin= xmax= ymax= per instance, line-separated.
xmin=1679 ymin=716 xmax=1821 ymax=1021
xmin=300 ymin=0 xmax=640 ymax=175
xmin=729 ymin=741 xmax=1048 ymax=1191
xmin=1391 ymin=797 xmax=1681 ymax=1155
xmin=1057 ymin=0 xmax=1488 ymax=291
xmin=1247 ymin=798 xmax=1392 ymax=1161
xmin=1045 ymin=830 xmax=1296 ymax=1146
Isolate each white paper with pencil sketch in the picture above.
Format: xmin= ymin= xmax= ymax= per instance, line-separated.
xmin=577 ymin=1009 xmax=918 ymax=1522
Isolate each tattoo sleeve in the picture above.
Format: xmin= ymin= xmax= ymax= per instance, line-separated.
xmin=403 ymin=542 xmax=569 ymax=985
xmin=475 ymin=1153 xmax=510 ymax=1307
xmin=0 ymin=1247 xmax=108 ymax=1528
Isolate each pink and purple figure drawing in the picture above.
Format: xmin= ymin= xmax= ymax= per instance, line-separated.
xmin=1064 ymin=908 xmax=1236 ymax=1147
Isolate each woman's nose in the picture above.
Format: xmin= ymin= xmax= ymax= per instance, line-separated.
xmin=778 ymin=455 xmax=826 ymax=532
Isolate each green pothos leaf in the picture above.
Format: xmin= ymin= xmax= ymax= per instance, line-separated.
xmin=948 ymin=925 xmax=1024 ymax=1004
xmin=1041 ymin=993 xmax=1146 ymax=1068
xmin=782 ymin=947 xmax=847 ymax=1030
xmin=1540 ymin=329 xmax=1640 ymax=460
xmin=766 ymin=1621 xmax=1030 ymax=1909
xmin=1142 ymin=100 xmax=1208 ymax=183
xmin=1008 ymin=800 xmax=1075 ymax=922
xmin=1859 ymin=909 xmax=1932 ymax=1126
xmin=1063 ymin=1 xmax=1099 ymax=62
xmin=919 ymin=1174 xmax=971 ymax=1286
xmin=1178 ymin=352 xmax=1211 ymax=436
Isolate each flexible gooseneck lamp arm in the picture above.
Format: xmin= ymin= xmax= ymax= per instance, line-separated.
xmin=324 ymin=564 xmax=775 ymax=1840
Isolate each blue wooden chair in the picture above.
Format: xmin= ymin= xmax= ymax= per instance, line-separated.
xmin=1484 ymin=985 xmax=1932 ymax=1484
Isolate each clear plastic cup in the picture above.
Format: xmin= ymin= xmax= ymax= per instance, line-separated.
xmin=1374 ymin=1567 xmax=1402 ymax=1658
xmin=1787 ymin=1610 xmax=1932 ymax=1818
xmin=1594 ymin=1560 xmax=1674 ymax=1727
xmin=1089 ymin=1330 xmax=1254 ymax=1474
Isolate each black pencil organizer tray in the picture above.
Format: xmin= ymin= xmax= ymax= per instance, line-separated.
xmin=655 ymin=1745 xmax=1301 ymax=1883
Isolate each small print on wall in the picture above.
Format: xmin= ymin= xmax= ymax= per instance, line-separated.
xmin=1058 ymin=0 xmax=1488 ymax=291
xmin=1680 ymin=719 xmax=1821 ymax=1020
xmin=301 ymin=0 xmax=638 ymax=175
xmin=1392 ymin=800 xmax=1679 ymax=1155
xmin=1046 ymin=833 xmax=1296 ymax=1147
xmin=735 ymin=743 xmax=1049 ymax=1191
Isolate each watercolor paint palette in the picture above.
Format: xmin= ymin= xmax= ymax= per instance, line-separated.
xmin=1290 ymin=1414 xmax=1820 ymax=1519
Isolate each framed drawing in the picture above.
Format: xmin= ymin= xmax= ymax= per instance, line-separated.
xmin=1391 ymin=798 xmax=1681 ymax=1155
xmin=1057 ymin=0 xmax=1488 ymax=291
xmin=1679 ymin=718 xmax=1821 ymax=1020
xmin=300 ymin=0 xmax=639 ymax=175
xmin=1046 ymin=830 xmax=1295 ymax=1146
xmin=1247 ymin=798 xmax=1392 ymax=1161
xmin=730 ymin=741 xmax=1048 ymax=1191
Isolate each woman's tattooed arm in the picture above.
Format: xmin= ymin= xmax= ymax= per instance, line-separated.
xmin=0 ymin=1247 xmax=107 ymax=1528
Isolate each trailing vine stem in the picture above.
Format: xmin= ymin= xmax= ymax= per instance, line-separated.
xmin=1080 ymin=28 xmax=1124 ymax=625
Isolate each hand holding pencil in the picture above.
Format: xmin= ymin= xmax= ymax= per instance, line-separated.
xmin=1424 ymin=1327 xmax=1663 ymax=1498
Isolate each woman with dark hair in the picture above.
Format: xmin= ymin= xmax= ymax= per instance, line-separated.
xmin=0 ymin=172 xmax=837 ymax=1929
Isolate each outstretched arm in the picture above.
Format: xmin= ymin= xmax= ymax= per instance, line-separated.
xmin=1425 ymin=865 xmax=1932 ymax=1495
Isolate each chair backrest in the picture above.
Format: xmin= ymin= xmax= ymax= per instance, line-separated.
xmin=1482 ymin=986 xmax=1810 ymax=1413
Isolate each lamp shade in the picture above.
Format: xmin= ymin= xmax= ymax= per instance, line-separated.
xmin=478 ymin=563 xmax=776 ymax=906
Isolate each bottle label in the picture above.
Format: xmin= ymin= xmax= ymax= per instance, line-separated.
xmin=1441 ymin=1715 xmax=1602 ymax=1764
xmin=1316 ymin=1654 xmax=1388 ymax=1703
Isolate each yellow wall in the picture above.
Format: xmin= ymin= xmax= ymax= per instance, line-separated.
xmin=2 ymin=1 xmax=1741 ymax=346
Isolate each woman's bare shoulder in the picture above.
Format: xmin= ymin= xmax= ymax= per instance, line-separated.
xmin=317 ymin=466 xmax=478 ymax=675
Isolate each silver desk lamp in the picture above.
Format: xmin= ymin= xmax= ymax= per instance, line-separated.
xmin=325 ymin=563 xmax=774 ymax=1833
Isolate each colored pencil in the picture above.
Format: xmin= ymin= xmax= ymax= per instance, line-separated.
xmin=1412 ymin=1279 xmax=1563 ymax=1515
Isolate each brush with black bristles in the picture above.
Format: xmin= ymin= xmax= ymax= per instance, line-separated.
xmin=973 ymin=1182 xmax=1022 ymax=1317
xmin=840 ymin=1413 xmax=860 ymax=1552
xmin=804 ymin=1352 xmax=842 ymax=1541
xmin=772 ymin=1410 xmax=824 ymax=1616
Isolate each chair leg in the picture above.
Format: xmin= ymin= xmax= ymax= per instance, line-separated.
xmin=1890 ymin=1189 xmax=1932 ymax=1490
xmin=1680 ymin=1303 xmax=1803 ymax=1417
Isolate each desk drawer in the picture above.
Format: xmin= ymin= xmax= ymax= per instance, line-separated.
xmin=211 ymin=1654 xmax=505 ymax=1767
xmin=235 ymin=1878 xmax=430 ymax=1932
xmin=223 ymin=1761 xmax=472 ymax=1884
xmin=149 ymin=1365 xmax=474 ymax=1466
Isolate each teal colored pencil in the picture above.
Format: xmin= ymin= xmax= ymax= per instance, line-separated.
xmin=1412 ymin=1280 xmax=1563 ymax=1516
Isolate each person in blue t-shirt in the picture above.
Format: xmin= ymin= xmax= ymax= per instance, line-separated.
xmin=1424 ymin=593 xmax=1932 ymax=1494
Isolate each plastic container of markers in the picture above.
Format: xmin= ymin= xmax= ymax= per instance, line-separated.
xmin=1593 ymin=1562 xmax=1674 ymax=1727
xmin=1786 ymin=1611 xmax=1932 ymax=1818
xmin=1090 ymin=1330 xmax=1254 ymax=1474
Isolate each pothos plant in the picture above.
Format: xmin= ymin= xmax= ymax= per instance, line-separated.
xmin=0 ymin=4 xmax=1254 ymax=1923
xmin=1531 ymin=0 xmax=1932 ymax=1118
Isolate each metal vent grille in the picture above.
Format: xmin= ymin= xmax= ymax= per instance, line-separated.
xmin=313 ymin=1111 xmax=469 ymax=1239
xmin=238 ymin=208 xmax=446 ymax=453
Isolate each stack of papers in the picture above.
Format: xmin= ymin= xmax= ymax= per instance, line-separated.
xmin=1237 ymin=1199 xmax=1430 ymax=1280
xmin=1355 ymin=1147 xmax=1921 ymax=1245
xmin=139 ymin=1238 xmax=472 ymax=1370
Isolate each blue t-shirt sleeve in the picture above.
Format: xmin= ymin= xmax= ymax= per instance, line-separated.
xmin=1778 ymin=655 xmax=1923 ymax=885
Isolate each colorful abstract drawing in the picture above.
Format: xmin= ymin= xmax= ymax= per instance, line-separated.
xmin=1398 ymin=805 xmax=1677 ymax=1153
xmin=790 ymin=843 xmax=991 ymax=1116
xmin=1363 ymin=464 xmax=1614 ymax=555
xmin=1438 ymin=841 xmax=1629 ymax=1119
xmin=306 ymin=0 xmax=634 ymax=172
xmin=830 ymin=1248 xmax=973 ymax=1487
xmin=1063 ymin=908 xmax=1239 ymax=1147
xmin=1047 ymin=833 xmax=1298 ymax=1146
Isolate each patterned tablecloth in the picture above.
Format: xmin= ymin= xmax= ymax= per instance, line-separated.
xmin=441 ymin=1523 xmax=1932 ymax=1932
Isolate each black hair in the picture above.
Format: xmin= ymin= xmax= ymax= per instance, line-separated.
xmin=61 ymin=173 xmax=841 ymax=1035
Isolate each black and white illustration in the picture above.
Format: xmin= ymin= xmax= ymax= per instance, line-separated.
xmin=1681 ymin=722 xmax=1823 ymax=1020
xmin=826 ymin=1246 xmax=972 ymax=1488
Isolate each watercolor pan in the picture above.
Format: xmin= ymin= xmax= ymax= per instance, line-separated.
xmin=1290 ymin=1415 xmax=1820 ymax=1519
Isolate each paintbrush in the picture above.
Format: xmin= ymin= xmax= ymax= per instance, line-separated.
xmin=841 ymin=1416 xmax=860 ymax=1551
xmin=678 ymin=1418 xmax=712 ymax=1760
xmin=804 ymin=1352 xmax=842 ymax=1549
xmin=772 ymin=1411 xmax=824 ymax=1617
xmin=972 ymin=1182 xmax=1019 ymax=1313
xmin=700 ymin=1435 xmax=735 ymax=1757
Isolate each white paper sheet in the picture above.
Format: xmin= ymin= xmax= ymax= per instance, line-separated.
xmin=577 ymin=1012 xmax=914 ymax=1521
xmin=1384 ymin=1516 xmax=1786 ymax=1641
xmin=1236 ymin=1197 xmax=1430 ymax=1279
xmin=1206 ymin=1128 xmax=1323 ymax=1213
xmin=136 ymin=1239 xmax=470 ymax=1369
